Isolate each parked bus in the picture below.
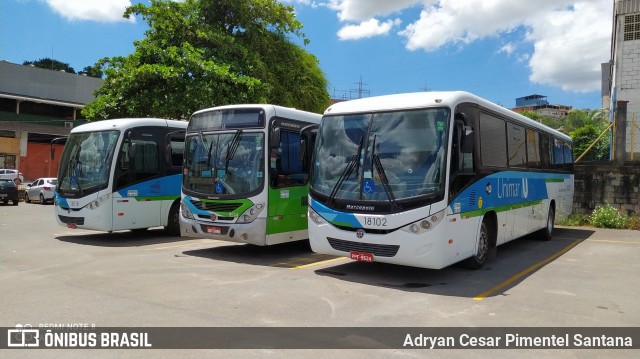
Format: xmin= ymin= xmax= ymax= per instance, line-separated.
xmin=308 ymin=91 xmax=574 ymax=269
xmin=179 ymin=104 xmax=321 ymax=245
xmin=54 ymin=118 xmax=187 ymax=235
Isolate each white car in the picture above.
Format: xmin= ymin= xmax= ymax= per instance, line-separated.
xmin=0 ymin=169 xmax=24 ymax=184
xmin=25 ymin=178 xmax=57 ymax=204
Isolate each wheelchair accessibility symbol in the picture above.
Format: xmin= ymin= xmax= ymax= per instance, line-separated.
xmin=363 ymin=179 xmax=375 ymax=194
xmin=215 ymin=182 xmax=224 ymax=194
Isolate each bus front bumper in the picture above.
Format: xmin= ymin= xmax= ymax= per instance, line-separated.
xmin=179 ymin=215 xmax=267 ymax=246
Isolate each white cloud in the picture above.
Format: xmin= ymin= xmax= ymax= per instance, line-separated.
xmin=44 ymin=0 xmax=133 ymax=23
xmin=337 ymin=18 xmax=401 ymax=40
xmin=313 ymin=0 xmax=612 ymax=93
xmin=329 ymin=0 xmax=422 ymax=21
xmin=498 ymin=43 xmax=516 ymax=56
xmin=526 ymin=1 xmax=610 ymax=92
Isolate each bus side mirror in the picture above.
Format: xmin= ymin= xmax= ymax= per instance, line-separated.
xmin=128 ymin=143 xmax=137 ymax=169
xmin=462 ymin=130 xmax=475 ymax=153
xmin=270 ymin=128 xmax=281 ymax=149
xmin=50 ymin=148 xmax=55 ymax=161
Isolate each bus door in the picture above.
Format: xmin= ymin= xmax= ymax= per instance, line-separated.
xmin=112 ymin=127 xmax=165 ymax=231
xmin=266 ymin=119 xmax=310 ymax=244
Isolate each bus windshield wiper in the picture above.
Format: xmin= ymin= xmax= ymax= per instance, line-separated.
xmin=226 ymin=130 xmax=242 ymax=161
xmin=370 ymin=135 xmax=399 ymax=210
xmin=329 ymin=135 xmax=363 ymax=204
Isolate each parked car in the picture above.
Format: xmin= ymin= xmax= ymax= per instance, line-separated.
xmin=0 ymin=169 xmax=24 ymax=184
xmin=0 ymin=179 xmax=19 ymax=205
xmin=25 ymin=178 xmax=57 ymax=204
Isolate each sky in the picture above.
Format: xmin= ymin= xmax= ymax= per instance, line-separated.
xmin=0 ymin=0 xmax=613 ymax=110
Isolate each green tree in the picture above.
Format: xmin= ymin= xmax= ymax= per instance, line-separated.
xmin=570 ymin=125 xmax=611 ymax=161
xmin=82 ymin=0 xmax=329 ymax=120
xmin=79 ymin=64 xmax=104 ymax=78
xmin=519 ymin=111 xmax=562 ymax=131
xmin=23 ymin=58 xmax=76 ymax=73
xmin=560 ymin=109 xmax=608 ymax=134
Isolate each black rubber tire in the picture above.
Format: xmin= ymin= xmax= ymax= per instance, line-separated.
xmin=464 ymin=220 xmax=489 ymax=270
xmin=539 ymin=206 xmax=555 ymax=241
xmin=40 ymin=193 xmax=46 ymax=205
xmin=12 ymin=199 xmax=18 ymax=206
xmin=24 ymin=192 xmax=30 ymax=203
xmin=164 ymin=201 xmax=181 ymax=236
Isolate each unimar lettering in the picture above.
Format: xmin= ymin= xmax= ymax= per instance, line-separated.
xmin=497 ymin=178 xmax=521 ymax=199
xmin=345 ymin=204 xmax=375 ymax=211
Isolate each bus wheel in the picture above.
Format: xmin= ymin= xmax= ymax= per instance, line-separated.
xmin=165 ymin=202 xmax=180 ymax=237
xmin=464 ymin=220 xmax=489 ymax=269
xmin=539 ymin=205 xmax=555 ymax=241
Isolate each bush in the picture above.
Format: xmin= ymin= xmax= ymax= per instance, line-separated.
xmin=589 ymin=204 xmax=629 ymax=229
xmin=557 ymin=214 xmax=590 ymax=227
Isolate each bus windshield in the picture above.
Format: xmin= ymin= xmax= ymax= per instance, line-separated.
xmin=57 ymin=130 xmax=120 ymax=197
xmin=183 ymin=131 xmax=264 ymax=196
xmin=311 ymin=108 xmax=450 ymax=204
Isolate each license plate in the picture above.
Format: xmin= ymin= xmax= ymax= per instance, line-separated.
xmin=350 ymin=251 xmax=374 ymax=263
xmin=0 ymin=194 xmax=6 ymax=198
xmin=206 ymin=226 xmax=222 ymax=235
xmin=67 ymin=223 xmax=77 ymax=229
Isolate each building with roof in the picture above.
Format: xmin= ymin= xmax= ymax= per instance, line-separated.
xmin=0 ymin=61 xmax=103 ymax=180
xmin=512 ymin=94 xmax=572 ymax=119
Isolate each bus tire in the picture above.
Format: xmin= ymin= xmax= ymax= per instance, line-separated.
xmin=539 ymin=205 xmax=555 ymax=241
xmin=165 ymin=201 xmax=180 ymax=237
xmin=464 ymin=219 xmax=490 ymax=270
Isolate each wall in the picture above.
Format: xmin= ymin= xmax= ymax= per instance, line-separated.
xmin=19 ymin=143 xmax=64 ymax=181
xmin=573 ymin=162 xmax=640 ymax=215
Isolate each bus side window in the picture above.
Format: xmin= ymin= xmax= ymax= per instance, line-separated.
xmin=270 ymin=130 xmax=307 ymax=188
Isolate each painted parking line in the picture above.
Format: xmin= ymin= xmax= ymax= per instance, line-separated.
xmin=147 ymin=239 xmax=212 ymax=250
xmin=271 ymin=254 xmax=345 ymax=269
xmin=288 ymin=256 xmax=347 ymax=270
xmin=473 ymin=238 xmax=583 ymax=301
xmin=588 ymin=239 xmax=640 ymax=245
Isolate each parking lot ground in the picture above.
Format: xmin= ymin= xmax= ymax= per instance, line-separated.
xmin=1 ymin=203 xmax=638 ymax=358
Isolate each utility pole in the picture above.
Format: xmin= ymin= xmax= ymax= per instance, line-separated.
xmin=349 ymin=76 xmax=370 ymax=99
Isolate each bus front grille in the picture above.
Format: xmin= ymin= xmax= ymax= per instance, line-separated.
xmin=327 ymin=237 xmax=399 ymax=257
xmin=58 ymin=215 xmax=85 ymax=225
xmin=190 ymin=200 xmax=242 ymax=213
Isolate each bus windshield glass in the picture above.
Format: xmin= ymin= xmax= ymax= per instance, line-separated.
xmin=311 ymin=108 xmax=450 ymax=202
xmin=183 ymin=132 xmax=264 ymax=196
xmin=57 ymin=130 xmax=120 ymax=197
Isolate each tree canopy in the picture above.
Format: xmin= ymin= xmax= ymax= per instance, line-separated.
xmin=82 ymin=0 xmax=330 ymax=120
xmin=24 ymin=58 xmax=76 ymax=73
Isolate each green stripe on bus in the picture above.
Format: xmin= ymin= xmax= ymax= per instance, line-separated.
xmin=545 ymin=178 xmax=565 ymax=183
xmin=461 ymin=200 xmax=543 ymax=218
xmin=134 ymin=196 xmax=180 ymax=201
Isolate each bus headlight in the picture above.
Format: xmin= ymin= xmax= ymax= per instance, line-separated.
xmin=308 ymin=208 xmax=327 ymax=225
xmin=401 ymin=209 xmax=444 ymax=234
xmin=236 ymin=203 xmax=264 ymax=224
xmin=88 ymin=194 xmax=109 ymax=210
xmin=180 ymin=202 xmax=195 ymax=219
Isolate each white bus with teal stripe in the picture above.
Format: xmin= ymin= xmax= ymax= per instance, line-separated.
xmin=54 ymin=118 xmax=187 ymax=235
xmin=179 ymin=104 xmax=321 ymax=246
xmin=308 ymin=91 xmax=573 ymax=269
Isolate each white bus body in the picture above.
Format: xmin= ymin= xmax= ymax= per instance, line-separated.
xmin=54 ymin=118 xmax=187 ymax=234
xmin=308 ymin=92 xmax=574 ymax=269
xmin=179 ymin=104 xmax=321 ymax=245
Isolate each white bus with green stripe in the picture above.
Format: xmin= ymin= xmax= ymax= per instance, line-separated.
xmin=308 ymin=91 xmax=574 ymax=269
xmin=179 ymin=105 xmax=321 ymax=245
xmin=54 ymin=118 xmax=187 ymax=235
